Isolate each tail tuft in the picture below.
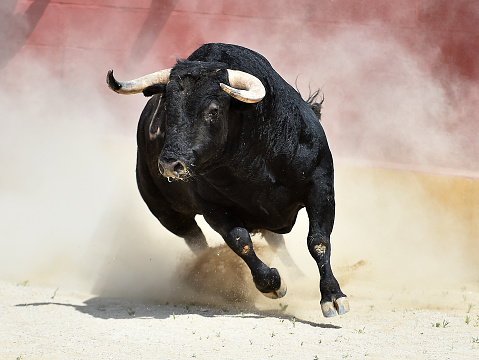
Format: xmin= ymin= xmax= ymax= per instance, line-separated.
xmin=305 ymin=89 xmax=324 ymax=121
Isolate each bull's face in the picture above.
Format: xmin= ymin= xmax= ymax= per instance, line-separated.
xmin=157 ymin=67 xmax=232 ymax=180
xmin=106 ymin=62 xmax=265 ymax=180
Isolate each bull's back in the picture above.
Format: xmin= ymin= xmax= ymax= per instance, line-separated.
xmin=188 ymin=43 xmax=274 ymax=77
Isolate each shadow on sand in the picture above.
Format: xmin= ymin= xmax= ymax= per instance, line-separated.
xmin=14 ymin=295 xmax=341 ymax=329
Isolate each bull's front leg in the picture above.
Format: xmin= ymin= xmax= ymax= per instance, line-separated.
xmin=306 ymin=161 xmax=349 ymax=317
xmin=203 ymin=208 xmax=287 ymax=299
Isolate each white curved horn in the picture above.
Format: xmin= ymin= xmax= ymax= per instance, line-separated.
xmin=106 ymin=69 xmax=171 ymax=95
xmin=220 ymin=70 xmax=266 ymax=103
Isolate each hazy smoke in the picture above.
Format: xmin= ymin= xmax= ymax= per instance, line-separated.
xmin=246 ymin=27 xmax=478 ymax=174
xmin=0 ymin=2 xmax=477 ymax=314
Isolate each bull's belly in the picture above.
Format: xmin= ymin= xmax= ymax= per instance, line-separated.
xmin=158 ymin=172 xmax=306 ymax=234
xmin=240 ymin=202 xmax=304 ymax=234
xmin=196 ymin=183 xmax=305 ymax=234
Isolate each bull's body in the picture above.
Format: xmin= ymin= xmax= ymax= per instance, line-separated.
xmin=108 ymin=43 xmax=348 ymax=317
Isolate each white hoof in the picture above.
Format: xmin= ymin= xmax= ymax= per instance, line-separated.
xmin=321 ymin=296 xmax=350 ymax=317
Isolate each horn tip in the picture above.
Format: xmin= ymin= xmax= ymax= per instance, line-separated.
xmin=106 ymin=69 xmax=121 ymax=92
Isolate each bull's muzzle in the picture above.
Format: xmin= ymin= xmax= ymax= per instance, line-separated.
xmin=158 ymin=159 xmax=189 ymax=180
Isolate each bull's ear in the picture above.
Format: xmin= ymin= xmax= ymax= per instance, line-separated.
xmin=143 ymin=84 xmax=166 ymax=97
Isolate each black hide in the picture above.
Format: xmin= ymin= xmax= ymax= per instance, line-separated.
xmin=131 ymin=43 xmax=347 ymax=317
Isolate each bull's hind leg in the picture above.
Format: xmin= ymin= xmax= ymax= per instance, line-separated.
xmin=306 ymin=156 xmax=349 ymax=317
xmin=262 ymin=231 xmax=304 ymax=278
xmin=203 ymin=210 xmax=287 ymax=299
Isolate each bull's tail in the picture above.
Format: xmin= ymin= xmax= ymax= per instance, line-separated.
xmin=295 ymin=77 xmax=324 ymax=121
xmin=305 ymin=88 xmax=324 ymax=121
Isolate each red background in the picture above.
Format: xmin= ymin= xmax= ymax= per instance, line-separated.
xmin=2 ymin=0 xmax=478 ymax=176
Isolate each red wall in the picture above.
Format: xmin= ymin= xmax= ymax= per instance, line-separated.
xmin=2 ymin=0 xmax=478 ymax=175
xmin=5 ymin=1 xmax=478 ymax=81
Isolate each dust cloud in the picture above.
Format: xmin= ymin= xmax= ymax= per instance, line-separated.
xmin=255 ymin=27 xmax=478 ymax=174
xmin=0 ymin=3 xmax=477 ymax=316
xmin=272 ymin=27 xmax=479 ymax=311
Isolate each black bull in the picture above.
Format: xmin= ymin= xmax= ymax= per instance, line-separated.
xmin=107 ymin=43 xmax=349 ymax=317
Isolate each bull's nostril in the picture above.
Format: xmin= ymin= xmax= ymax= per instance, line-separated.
xmin=159 ymin=158 xmax=188 ymax=178
xmin=174 ymin=161 xmax=186 ymax=174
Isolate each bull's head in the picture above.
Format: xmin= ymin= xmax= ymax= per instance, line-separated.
xmin=106 ymin=62 xmax=265 ymax=180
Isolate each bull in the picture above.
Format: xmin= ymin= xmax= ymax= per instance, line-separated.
xmin=106 ymin=43 xmax=349 ymax=317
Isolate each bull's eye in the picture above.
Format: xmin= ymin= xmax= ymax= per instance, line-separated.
xmin=205 ymin=102 xmax=220 ymax=123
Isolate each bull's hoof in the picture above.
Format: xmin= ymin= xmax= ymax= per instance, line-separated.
xmin=321 ymin=296 xmax=350 ymax=317
xmin=261 ymin=277 xmax=287 ymax=299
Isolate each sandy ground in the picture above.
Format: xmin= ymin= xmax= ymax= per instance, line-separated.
xmin=1 ymin=164 xmax=479 ymax=360
xmin=2 ymin=260 xmax=479 ymax=360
